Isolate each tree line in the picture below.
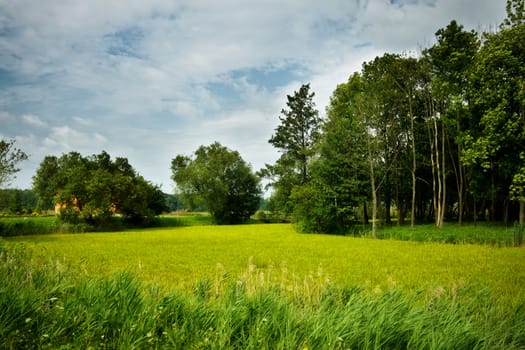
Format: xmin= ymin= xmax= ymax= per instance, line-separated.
xmin=261 ymin=3 xmax=525 ymax=235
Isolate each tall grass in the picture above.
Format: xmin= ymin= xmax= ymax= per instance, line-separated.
xmin=0 ymin=216 xmax=58 ymax=236
xmin=0 ymin=214 xmax=210 ymax=237
xmin=8 ymin=223 xmax=524 ymax=304
xmin=376 ymin=222 xmax=524 ymax=246
xmin=1 ymin=242 xmax=524 ymax=349
xmin=3 ymin=214 xmax=523 ymax=249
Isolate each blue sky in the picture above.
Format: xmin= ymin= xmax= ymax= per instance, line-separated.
xmin=0 ymin=0 xmax=505 ymax=192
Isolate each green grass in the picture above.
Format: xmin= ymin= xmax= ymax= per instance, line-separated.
xmin=0 ymin=216 xmax=58 ymax=236
xmin=377 ymin=222 xmax=523 ymax=246
xmin=1 ymin=239 xmax=524 ymax=349
xmin=3 ymin=219 xmax=525 ymax=348
xmin=0 ymin=214 xmax=214 ymax=236
xmin=5 ymin=224 xmax=525 ymax=304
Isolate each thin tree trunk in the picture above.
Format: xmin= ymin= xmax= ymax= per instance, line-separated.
xmin=409 ymin=99 xmax=417 ymax=228
xmin=428 ymin=116 xmax=438 ymax=226
xmin=434 ymin=117 xmax=443 ymax=227
xmin=520 ymin=201 xmax=525 ymax=225
xmin=366 ymin=128 xmax=377 ymax=239
xmin=490 ymin=162 xmax=496 ymax=222
xmin=440 ymin=121 xmax=446 ymax=227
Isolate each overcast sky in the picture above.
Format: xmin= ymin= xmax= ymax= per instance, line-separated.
xmin=1 ymin=0 xmax=506 ymax=193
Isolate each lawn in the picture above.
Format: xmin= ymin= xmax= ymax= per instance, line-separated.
xmin=5 ymin=223 xmax=524 ymax=302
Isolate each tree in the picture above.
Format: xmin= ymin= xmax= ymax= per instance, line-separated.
xmin=33 ymin=151 xmax=165 ymax=225
xmin=464 ymin=17 xmax=525 ymax=223
xmin=260 ymin=83 xmax=322 ymax=217
xmin=423 ymin=20 xmax=480 ymax=226
xmin=502 ymin=0 xmax=525 ymax=27
xmin=0 ymin=139 xmax=28 ymax=188
xmin=292 ymin=73 xmax=369 ymax=234
xmin=0 ymin=189 xmax=39 ymax=214
xmin=171 ymin=142 xmax=262 ymax=224
xmin=360 ymin=54 xmax=426 ymax=228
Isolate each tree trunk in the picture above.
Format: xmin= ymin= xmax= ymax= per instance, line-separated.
xmin=440 ymin=121 xmax=446 ymax=227
xmin=371 ymin=181 xmax=377 ymax=238
xmin=367 ymin=129 xmax=377 ymax=239
xmin=434 ymin=117 xmax=443 ymax=227
xmin=428 ymin=116 xmax=438 ymax=225
xmin=472 ymin=197 xmax=478 ymax=225
xmin=520 ymin=201 xmax=525 ymax=225
xmin=490 ymin=162 xmax=495 ymax=222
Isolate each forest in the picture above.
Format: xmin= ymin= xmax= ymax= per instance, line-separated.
xmin=261 ymin=10 xmax=525 ymax=235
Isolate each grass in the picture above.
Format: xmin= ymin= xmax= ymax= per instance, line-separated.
xmin=5 ymin=223 xmax=525 ymax=303
xmin=377 ymin=222 xmax=524 ymax=246
xmin=2 ymin=219 xmax=525 ymax=348
xmin=0 ymin=216 xmax=58 ymax=236
xmin=1 ymin=240 xmax=524 ymax=349
xmin=0 ymin=213 xmax=215 ymax=237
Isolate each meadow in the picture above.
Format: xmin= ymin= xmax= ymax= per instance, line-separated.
xmin=1 ymin=219 xmax=525 ymax=348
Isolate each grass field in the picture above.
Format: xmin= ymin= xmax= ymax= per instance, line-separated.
xmin=2 ymin=220 xmax=525 ymax=348
xmin=5 ymin=223 xmax=525 ymax=301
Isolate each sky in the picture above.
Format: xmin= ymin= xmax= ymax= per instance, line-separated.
xmin=0 ymin=0 xmax=506 ymax=193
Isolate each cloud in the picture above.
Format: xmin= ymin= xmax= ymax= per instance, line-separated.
xmin=44 ymin=126 xmax=108 ymax=151
xmin=22 ymin=114 xmax=46 ymax=128
xmin=0 ymin=0 xmax=507 ymax=191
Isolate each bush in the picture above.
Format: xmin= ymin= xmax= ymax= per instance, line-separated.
xmin=0 ymin=217 xmax=57 ymax=236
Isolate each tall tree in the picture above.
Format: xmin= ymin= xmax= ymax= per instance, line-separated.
xmin=260 ymin=83 xmax=322 ymax=217
xmin=464 ymin=14 xmax=525 ymax=223
xmin=171 ymin=142 xmax=261 ymax=224
xmin=361 ymin=54 xmax=421 ymax=231
xmin=423 ymin=20 xmax=480 ymax=226
xmin=0 ymin=139 xmax=28 ymax=188
xmin=292 ymin=73 xmax=369 ymax=234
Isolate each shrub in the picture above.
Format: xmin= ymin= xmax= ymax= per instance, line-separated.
xmin=0 ymin=217 xmax=57 ymax=236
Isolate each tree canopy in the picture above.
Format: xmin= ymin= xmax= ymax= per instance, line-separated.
xmin=0 ymin=139 xmax=28 ymax=188
xmin=171 ymin=142 xmax=261 ymax=224
xmin=33 ymin=151 xmax=166 ymax=225
xmin=259 ymin=83 xmax=322 ymax=217
xmin=265 ymin=2 xmax=525 ymax=233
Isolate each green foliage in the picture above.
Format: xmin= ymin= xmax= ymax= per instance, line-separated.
xmin=33 ymin=151 xmax=166 ymax=226
xmin=294 ymin=73 xmax=369 ymax=234
xmin=510 ymin=153 xmax=525 ymax=202
xmin=0 ymin=189 xmax=40 ymax=214
xmin=279 ymin=13 xmax=524 ymax=229
xmin=261 ymin=83 xmax=322 ymax=216
xmin=0 ymin=138 xmax=28 ymax=188
xmin=1 ymin=241 xmax=524 ymax=349
xmin=171 ymin=142 xmax=262 ymax=224
xmin=378 ymin=222 xmax=524 ymax=246
xmin=268 ymin=83 xmax=322 ymax=185
xmin=502 ymin=0 xmax=525 ymax=27
xmin=0 ymin=216 xmax=58 ymax=236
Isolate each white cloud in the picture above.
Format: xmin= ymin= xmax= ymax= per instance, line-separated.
xmin=45 ymin=126 xmax=108 ymax=152
xmin=0 ymin=0 xmax=508 ymax=191
xmin=22 ymin=114 xmax=46 ymax=128
xmin=72 ymin=116 xmax=93 ymax=126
